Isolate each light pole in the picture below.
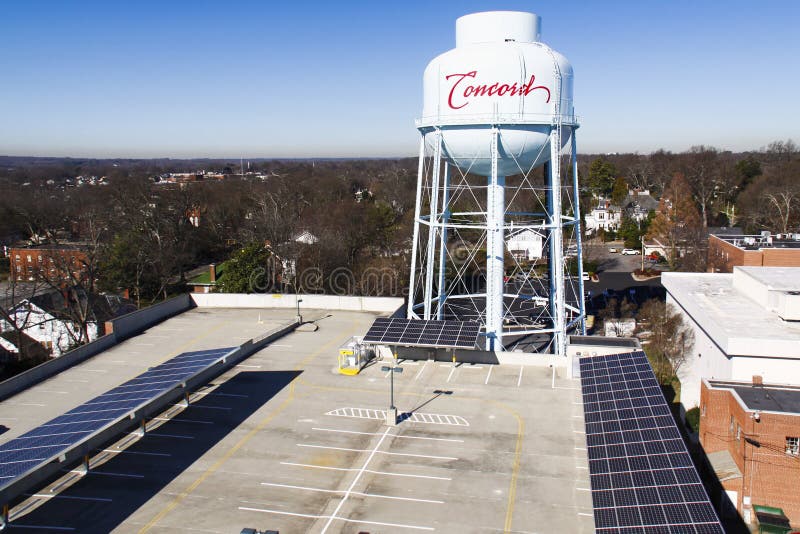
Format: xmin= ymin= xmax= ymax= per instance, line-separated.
xmin=295 ymin=297 xmax=303 ymax=323
xmin=640 ymin=235 xmax=645 ymax=272
xmin=381 ymin=364 xmax=403 ymax=425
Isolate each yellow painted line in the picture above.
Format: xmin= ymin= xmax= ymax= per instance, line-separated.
xmin=301 ymin=381 xmax=525 ymax=532
xmin=137 ymin=326 xmax=352 ymax=533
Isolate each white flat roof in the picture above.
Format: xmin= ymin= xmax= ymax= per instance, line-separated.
xmin=736 ymin=265 xmax=800 ymax=291
xmin=662 ymin=270 xmax=800 ymax=358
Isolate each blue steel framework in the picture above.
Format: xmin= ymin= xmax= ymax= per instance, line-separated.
xmin=580 ymin=351 xmax=723 ymax=533
xmin=407 ymin=124 xmax=586 ymax=356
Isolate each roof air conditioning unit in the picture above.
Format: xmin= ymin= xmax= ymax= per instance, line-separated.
xmin=777 ymin=291 xmax=800 ymax=321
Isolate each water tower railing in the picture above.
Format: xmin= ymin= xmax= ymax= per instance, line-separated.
xmin=417 ymin=112 xmax=579 ymax=128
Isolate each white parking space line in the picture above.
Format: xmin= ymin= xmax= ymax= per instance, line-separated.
xmin=70 ymin=470 xmax=144 ymax=479
xmin=259 ymin=482 xmax=444 ymax=504
xmin=7 ymin=524 xmax=75 ymax=531
xmin=13 ymin=403 xmax=45 ymax=407
xmin=146 ymin=433 xmax=194 ymax=440
xmin=193 ymin=391 xmax=248 ymax=399
xmin=235 ymin=364 xmax=261 ymax=369
xmin=517 ymin=366 xmax=524 ymax=387
xmin=239 ymin=507 xmax=435 ymax=531
xmin=151 ymin=417 xmax=213 ymax=425
xmin=446 ymin=366 xmax=457 ymax=383
xmin=311 ymin=427 xmax=464 ymax=443
xmin=485 ymin=365 xmax=493 ymax=384
xmin=320 ymin=427 xmax=392 ymax=534
xmin=29 ymin=493 xmax=112 ymax=503
xmin=297 ymin=443 xmax=458 ymax=461
xmin=280 ymin=462 xmax=453 ymax=481
xmin=414 ymin=360 xmax=429 ymax=380
xmin=268 ymin=344 xmax=292 ymax=348
xmin=239 ymin=506 xmax=322 ymax=520
xmin=188 ymin=404 xmax=231 ymax=411
xmin=102 ymin=449 xmax=171 ymax=457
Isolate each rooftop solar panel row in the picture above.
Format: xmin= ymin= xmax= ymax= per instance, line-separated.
xmin=579 ymin=351 xmax=724 ymax=533
xmin=363 ymin=318 xmax=481 ymax=349
xmin=0 ymin=347 xmax=233 ymax=485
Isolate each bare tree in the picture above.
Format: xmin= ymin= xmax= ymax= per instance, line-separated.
xmin=636 ymin=299 xmax=695 ymax=384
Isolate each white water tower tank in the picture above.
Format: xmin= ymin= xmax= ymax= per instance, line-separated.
xmin=419 ymin=11 xmax=575 ymax=176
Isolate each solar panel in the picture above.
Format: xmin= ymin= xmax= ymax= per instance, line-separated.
xmin=579 ymin=351 xmax=724 ymax=533
xmin=0 ymin=347 xmax=233 ymax=486
xmin=363 ymin=318 xmax=481 ymax=349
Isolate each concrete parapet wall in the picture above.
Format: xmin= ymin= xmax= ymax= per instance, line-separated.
xmin=110 ymin=294 xmax=194 ymax=340
xmin=0 ymin=334 xmax=118 ymax=401
xmin=190 ymin=293 xmax=403 ymax=313
xmin=0 ymin=294 xmax=195 ymax=402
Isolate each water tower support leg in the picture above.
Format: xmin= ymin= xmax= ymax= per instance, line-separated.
xmin=423 ymin=131 xmax=443 ymax=320
xmin=437 ymin=164 xmax=451 ymax=319
xmin=571 ymin=131 xmax=586 ymax=336
xmin=407 ymin=134 xmax=427 ymax=319
xmin=485 ymin=127 xmax=505 ymax=351
xmin=548 ymin=128 xmax=566 ymax=357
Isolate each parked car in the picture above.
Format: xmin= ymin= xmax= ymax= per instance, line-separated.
xmin=621 ymin=248 xmax=641 ymax=255
xmin=608 ymin=247 xmax=618 ymax=253
xmin=582 ymin=271 xmax=590 ymax=281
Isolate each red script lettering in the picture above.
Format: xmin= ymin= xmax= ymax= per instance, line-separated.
xmin=445 ymin=70 xmax=551 ymax=110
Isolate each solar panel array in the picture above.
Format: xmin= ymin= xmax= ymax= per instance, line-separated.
xmin=363 ymin=318 xmax=481 ymax=349
xmin=0 ymin=347 xmax=233 ymax=486
xmin=579 ymin=351 xmax=724 ymax=533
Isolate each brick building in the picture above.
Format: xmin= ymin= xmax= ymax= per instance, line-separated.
xmin=9 ymin=244 xmax=89 ymax=283
xmin=708 ymin=233 xmax=800 ymax=273
xmin=700 ymin=378 xmax=800 ymax=527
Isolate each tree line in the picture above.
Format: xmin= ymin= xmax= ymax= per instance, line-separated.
xmin=0 ymin=140 xmax=797 ymax=305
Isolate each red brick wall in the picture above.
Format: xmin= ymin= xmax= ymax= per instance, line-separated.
xmin=700 ymin=382 xmax=800 ymax=525
xmin=762 ymin=248 xmax=800 ymax=267
xmin=707 ymin=236 xmax=800 ymax=272
xmin=9 ymin=247 xmax=88 ymax=283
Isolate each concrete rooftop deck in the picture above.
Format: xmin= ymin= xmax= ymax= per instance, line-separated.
xmin=0 ymin=307 xmax=593 ymax=533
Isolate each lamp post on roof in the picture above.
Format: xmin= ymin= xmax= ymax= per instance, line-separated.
xmin=381 ymin=363 xmax=403 ymax=426
xmin=296 ymin=297 xmax=303 ymax=324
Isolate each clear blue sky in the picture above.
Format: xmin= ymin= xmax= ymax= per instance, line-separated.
xmin=1 ymin=1 xmax=798 ymax=158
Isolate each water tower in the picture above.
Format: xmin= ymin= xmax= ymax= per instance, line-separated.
xmin=406 ymin=11 xmax=586 ymax=355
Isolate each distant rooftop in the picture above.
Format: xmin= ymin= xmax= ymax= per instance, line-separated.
xmin=708 ymin=379 xmax=800 ymax=414
xmin=662 ymin=267 xmax=800 ymax=358
xmin=11 ymin=242 xmax=88 ymax=251
xmin=712 ymin=232 xmax=800 ymax=250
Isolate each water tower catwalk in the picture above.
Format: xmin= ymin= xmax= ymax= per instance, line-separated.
xmin=407 ymin=11 xmax=586 ymax=354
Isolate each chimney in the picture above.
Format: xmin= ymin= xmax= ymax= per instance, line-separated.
xmin=209 ymin=264 xmax=217 ymax=283
xmin=752 ymin=375 xmax=763 ymax=386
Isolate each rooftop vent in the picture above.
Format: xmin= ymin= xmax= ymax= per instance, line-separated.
xmin=776 ymin=291 xmax=800 ymax=321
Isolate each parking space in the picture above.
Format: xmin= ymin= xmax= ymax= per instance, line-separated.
xmin=2 ymin=309 xmax=594 ymax=533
